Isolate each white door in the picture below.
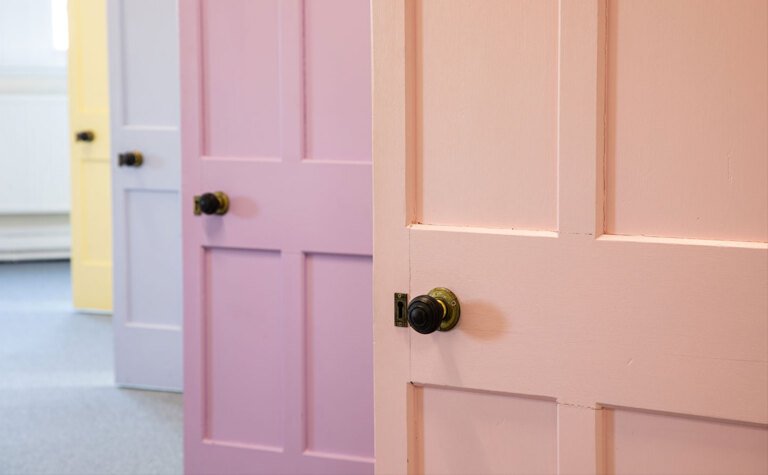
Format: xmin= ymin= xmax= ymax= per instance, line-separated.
xmin=108 ymin=0 xmax=182 ymax=391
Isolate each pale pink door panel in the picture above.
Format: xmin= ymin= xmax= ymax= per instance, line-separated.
xmin=605 ymin=0 xmax=767 ymax=242
xmin=181 ymin=0 xmax=372 ymax=473
xmin=373 ymin=0 xmax=767 ymax=474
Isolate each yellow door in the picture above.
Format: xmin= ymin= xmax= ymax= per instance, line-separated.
xmin=68 ymin=0 xmax=112 ymax=312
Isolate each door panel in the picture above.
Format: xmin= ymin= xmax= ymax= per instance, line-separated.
xmin=605 ymin=0 xmax=768 ymax=242
xmin=605 ymin=407 xmax=768 ymax=475
xmin=373 ymin=0 xmax=768 ymax=473
xmin=416 ymin=0 xmax=558 ymax=230
xmin=304 ymin=0 xmax=371 ymax=162
xmin=181 ymin=0 xmax=373 ymax=472
xmin=412 ymin=0 xmax=557 ymax=230
xmin=200 ymin=0 xmax=281 ymax=158
xmin=118 ymin=0 xmax=179 ymax=127
xmin=205 ymin=248 xmax=284 ymax=448
xmin=124 ymin=190 xmax=181 ymax=327
xmin=411 ymin=386 xmax=557 ymax=475
xmin=108 ymin=0 xmax=182 ymax=390
xmin=69 ymin=0 xmax=112 ymax=311
xmin=305 ymin=253 xmax=373 ymax=459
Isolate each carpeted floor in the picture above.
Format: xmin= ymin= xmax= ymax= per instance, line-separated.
xmin=0 ymin=261 xmax=182 ymax=475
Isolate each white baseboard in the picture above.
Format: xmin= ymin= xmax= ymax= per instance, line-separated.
xmin=0 ymin=213 xmax=70 ymax=261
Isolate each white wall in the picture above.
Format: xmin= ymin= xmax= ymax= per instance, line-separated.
xmin=0 ymin=0 xmax=67 ymax=69
xmin=0 ymin=0 xmax=70 ymax=260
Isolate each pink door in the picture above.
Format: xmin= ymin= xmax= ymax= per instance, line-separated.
xmin=373 ymin=0 xmax=767 ymax=474
xmin=180 ymin=1 xmax=373 ymax=473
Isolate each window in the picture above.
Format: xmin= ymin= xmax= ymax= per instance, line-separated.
xmin=51 ymin=0 xmax=68 ymax=51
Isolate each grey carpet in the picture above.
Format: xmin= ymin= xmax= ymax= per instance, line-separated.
xmin=0 ymin=261 xmax=182 ymax=475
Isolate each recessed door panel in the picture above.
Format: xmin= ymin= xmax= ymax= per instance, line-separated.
xmin=305 ymin=253 xmax=373 ymax=459
xmin=205 ymin=248 xmax=283 ymax=448
xmin=125 ymin=190 xmax=181 ymax=327
xmin=304 ymin=0 xmax=371 ymax=162
xmin=417 ymin=0 xmax=558 ymax=230
xmin=201 ymin=0 xmax=281 ymax=158
xmin=605 ymin=407 xmax=768 ymax=475
xmin=411 ymin=386 xmax=557 ymax=475
xmin=119 ymin=0 xmax=179 ymax=127
xmin=605 ymin=0 xmax=768 ymax=242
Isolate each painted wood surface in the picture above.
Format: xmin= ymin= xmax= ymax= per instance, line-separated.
xmin=180 ymin=0 xmax=373 ymax=472
xmin=108 ymin=0 xmax=182 ymax=391
xmin=68 ymin=0 xmax=112 ymax=312
xmin=605 ymin=0 xmax=768 ymax=243
xmin=373 ymin=0 xmax=768 ymax=474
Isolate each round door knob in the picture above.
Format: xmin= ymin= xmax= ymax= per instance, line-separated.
xmin=407 ymin=287 xmax=461 ymax=334
xmin=75 ymin=130 xmax=95 ymax=142
xmin=194 ymin=191 xmax=230 ymax=216
xmin=118 ymin=151 xmax=143 ymax=167
xmin=407 ymin=295 xmax=444 ymax=334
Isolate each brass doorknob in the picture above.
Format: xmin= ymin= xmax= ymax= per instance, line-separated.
xmin=75 ymin=130 xmax=95 ymax=142
xmin=194 ymin=192 xmax=230 ymax=216
xmin=118 ymin=151 xmax=143 ymax=167
xmin=407 ymin=287 xmax=460 ymax=334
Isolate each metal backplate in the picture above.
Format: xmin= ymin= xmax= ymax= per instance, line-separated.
xmin=428 ymin=287 xmax=460 ymax=331
xmin=213 ymin=191 xmax=230 ymax=215
xmin=394 ymin=293 xmax=408 ymax=327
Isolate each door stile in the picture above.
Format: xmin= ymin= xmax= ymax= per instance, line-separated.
xmin=405 ymin=383 xmax=423 ymax=475
xmin=556 ymin=403 xmax=605 ymax=475
xmin=107 ymin=0 xmax=128 ymax=384
xmin=283 ymin=252 xmax=306 ymax=460
xmin=373 ymin=0 xmax=412 ymax=474
xmin=555 ymin=5 xmax=610 ymax=469
xmin=557 ymin=0 xmax=606 ymax=239
xmin=180 ymin=0 xmax=205 ymax=460
xmin=278 ymin=0 xmax=305 ymax=461
xmin=280 ymin=0 xmax=304 ymax=168
xmin=553 ymin=23 xmax=607 ymax=422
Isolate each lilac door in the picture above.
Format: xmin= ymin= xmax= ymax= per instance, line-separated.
xmin=180 ymin=1 xmax=373 ymax=473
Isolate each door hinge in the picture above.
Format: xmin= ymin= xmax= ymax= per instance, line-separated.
xmin=394 ymin=292 xmax=408 ymax=327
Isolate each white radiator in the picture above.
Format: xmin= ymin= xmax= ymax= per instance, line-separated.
xmin=0 ymin=73 xmax=70 ymax=261
xmin=0 ymin=0 xmax=70 ymax=260
xmin=0 ymin=93 xmax=69 ymax=213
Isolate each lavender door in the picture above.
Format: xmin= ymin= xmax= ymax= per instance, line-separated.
xmin=180 ymin=1 xmax=373 ymax=473
xmin=108 ymin=0 xmax=182 ymax=391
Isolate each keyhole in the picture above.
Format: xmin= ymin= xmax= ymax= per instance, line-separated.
xmin=397 ymin=300 xmax=404 ymax=320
